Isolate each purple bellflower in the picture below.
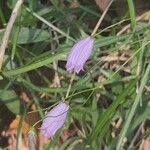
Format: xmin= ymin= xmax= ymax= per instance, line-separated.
xmin=40 ymin=102 xmax=69 ymax=138
xmin=66 ymin=36 xmax=94 ymax=73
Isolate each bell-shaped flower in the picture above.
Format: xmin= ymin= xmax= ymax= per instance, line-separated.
xmin=40 ymin=102 xmax=69 ymax=138
xmin=66 ymin=36 xmax=94 ymax=73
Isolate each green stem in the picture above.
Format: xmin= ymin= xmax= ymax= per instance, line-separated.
xmin=127 ymin=0 xmax=136 ymax=30
xmin=65 ymin=71 xmax=76 ymax=98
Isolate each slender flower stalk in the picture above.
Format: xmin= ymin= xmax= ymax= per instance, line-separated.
xmin=66 ymin=36 xmax=94 ymax=74
xmin=65 ymin=71 xmax=76 ymax=98
xmin=65 ymin=0 xmax=114 ymax=99
xmin=91 ymin=0 xmax=114 ymax=36
xmin=40 ymin=102 xmax=69 ymax=138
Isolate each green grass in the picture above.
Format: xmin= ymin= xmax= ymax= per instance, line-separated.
xmin=0 ymin=0 xmax=150 ymax=149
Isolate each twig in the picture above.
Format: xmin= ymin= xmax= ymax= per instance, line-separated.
xmin=91 ymin=0 xmax=114 ymax=36
xmin=0 ymin=0 xmax=23 ymax=70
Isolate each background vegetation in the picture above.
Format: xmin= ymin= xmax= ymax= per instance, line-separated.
xmin=0 ymin=0 xmax=150 ymax=149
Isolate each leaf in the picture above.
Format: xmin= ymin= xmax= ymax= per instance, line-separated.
xmin=116 ymin=64 xmax=150 ymax=149
xmin=0 ymin=27 xmax=50 ymax=44
xmin=3 ymin=46 xmax=68 ymax=77
xmin=17 ymin=27 xmax=50 ymax=44
xmin=2 ymin=26 xmax=149 ymax=77
xmin=0 ymin=90 xmax=21 ymax=114
xmin=59 ymin=137 xmax=79 ymax=150
xmin=2 ymin=33 xmax=130 ymax=77
xmin=88 ymin=80 xmax=136 ymax=143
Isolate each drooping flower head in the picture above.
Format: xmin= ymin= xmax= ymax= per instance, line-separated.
xmin=66 ymin=36 xmax=94 ymax=74
xmin=40 ymin=102 xmax=69 ymax=138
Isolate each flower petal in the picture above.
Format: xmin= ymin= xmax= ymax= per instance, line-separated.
xmin=40 ymin=102 xmax=69 ymax=138
xmin=66 ymin=36 xmax=94 ymax=73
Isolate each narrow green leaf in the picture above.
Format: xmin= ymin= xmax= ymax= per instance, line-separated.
xmin=116 ymin=64 xmax=150 ymax=150
xmin=3 ymin=48 xmax=68 ymax=77
xmin=88 ymin=80 xmax=136 ymax=143
xmin=127 ymin=0 xmax=136 ymax=30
